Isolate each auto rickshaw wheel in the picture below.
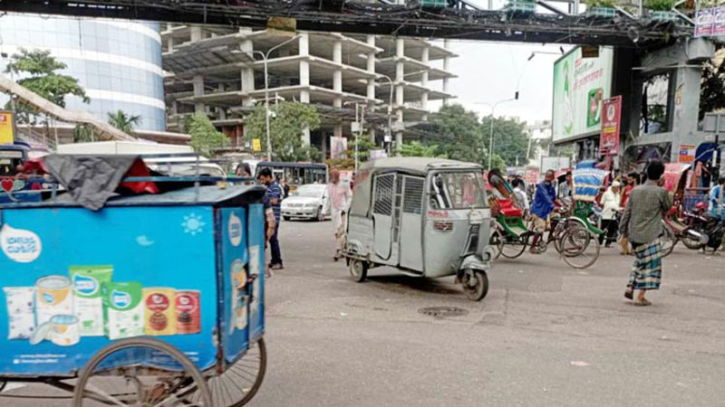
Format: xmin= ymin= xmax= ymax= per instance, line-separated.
xmin=462 ymin=269 xmax=489 ymax=301
xmin=349 ymin=259 xmax=368 ymax=282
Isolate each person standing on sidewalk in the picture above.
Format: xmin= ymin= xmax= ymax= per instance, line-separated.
xmin=327 ymin=169 xmax=351 ymax=261
xmin=258 ymin=168 xmax=284 ymax=270
xmin=620 ymin=160 xmax=672 ymax=306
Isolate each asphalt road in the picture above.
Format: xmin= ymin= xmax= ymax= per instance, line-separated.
xmin=2 ymin=219 xmax=724 ymax=406
xmin=248 ymin=219 xmax=725 ymax=407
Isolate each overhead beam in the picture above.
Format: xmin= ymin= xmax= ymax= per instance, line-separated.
xmin=0 ymin=0 xmax=692 ymax=48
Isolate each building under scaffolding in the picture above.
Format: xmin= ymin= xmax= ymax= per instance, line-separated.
xmin=162 ymin=24 xmax=457 ymax=155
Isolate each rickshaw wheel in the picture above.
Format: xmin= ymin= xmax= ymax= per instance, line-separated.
xmin=349 ymin=259 xmax=368 ymax=282
xmin=73 ymin=338 xmax=213 ymax=407
xmin=206 ymin=338 xmax=267 ymax=407
xmin=660 ymin=226 xmax=677 ymax=258
xmin=491 ymin=231 xmax=526 ymax=259
xmin=462 ymin=269 xmax=489 ymax=301
xmin=559 ymin=228 xmax=600 ymax=269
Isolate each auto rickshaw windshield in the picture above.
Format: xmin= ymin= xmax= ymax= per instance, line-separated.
xmin=431 ymin=171 xmax=488 ymax=209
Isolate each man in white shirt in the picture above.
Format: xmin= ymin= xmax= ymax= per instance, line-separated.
xmin=512 ymin=179 xmax=530 ymax=216
xmin=328 ymin=169 xmax=351 ymax=261
xmin=599 ymin=181 xmax=622 ymax=247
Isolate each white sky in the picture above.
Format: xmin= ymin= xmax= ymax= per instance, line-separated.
xmin=434 ymin=0 xmax=574 ymax=124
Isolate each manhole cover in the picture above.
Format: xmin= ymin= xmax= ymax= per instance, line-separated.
xmin=418 ymin=306 xmax=469 ymax=318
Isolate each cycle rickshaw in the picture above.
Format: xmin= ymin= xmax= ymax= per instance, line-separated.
xmin=0 ymin=154 xmax=267 ymax=406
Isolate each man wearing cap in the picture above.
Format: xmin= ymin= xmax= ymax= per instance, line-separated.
xmin=599 ymin=180 xmax=622 ymax=247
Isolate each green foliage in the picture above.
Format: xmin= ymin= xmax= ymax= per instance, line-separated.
xmin=245 ymin=102 xmax=322 ymax=162
xmin=107 ymin=110 xmax=141 ymax=134
xmin=73 ymin=124 xmax=95 ymax=143
xmin=185 ymin=113 xmax=228 ymax=157
xmin=700 ymin=49 xmax=725 ymax=121
xmin=326 ymin=136 xmax=382 ymax=170
xmin=645 ymin=0 xmax=674 ymax=10
xmin=428 ymin=104 xmax=484 ymax=163
xmin=399 ymin=141 xmax=444 ymax=158
xmin=4 ymin=49 xmax=89 ymax=124
xmin=584 ymin=0 xmax=618 ymax=8
xmin=480 ymin=115 xmax=530 ymax=167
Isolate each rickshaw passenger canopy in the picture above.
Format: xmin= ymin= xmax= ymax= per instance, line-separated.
xmin=350 ymin=157 xmax=482 ymax=216
xmin=572 ymin=169 xmax=607 ymax=202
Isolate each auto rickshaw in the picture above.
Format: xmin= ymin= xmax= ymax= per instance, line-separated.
xmin=342 ymin=158 xmax=493 ymax=301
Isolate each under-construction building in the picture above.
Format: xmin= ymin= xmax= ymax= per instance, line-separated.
xmin=161 ymin=24 xmax=456 ymax=156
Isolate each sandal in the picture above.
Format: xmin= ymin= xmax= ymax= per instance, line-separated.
xmin=633 ymin=298 xmax=652 ymax=306
xmin=624 ymin=290 xmax=634 ymax=300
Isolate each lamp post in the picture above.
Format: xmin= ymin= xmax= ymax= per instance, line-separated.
xmin=475 ymin=95 xmax=518 ymax=170
xmin=248 ymin=35 xmax=301 ymax=161
xmin=376 ymin=70 xmax=428 ymax=155
xmin=344 ymin=101 xmax=367 ymax=172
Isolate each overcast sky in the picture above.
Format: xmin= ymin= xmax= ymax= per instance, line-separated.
xmin=434 ymin=0 xmax=573 ymax=125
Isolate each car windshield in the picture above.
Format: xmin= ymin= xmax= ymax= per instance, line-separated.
xmin=293 ymin=185 xmax=325 ymax=198
xmin=430 ymin=171 xmax=487 ymax=209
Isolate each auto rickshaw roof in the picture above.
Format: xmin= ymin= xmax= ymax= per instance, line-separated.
xmin=360 ymin=157 xmax=482 ymax=176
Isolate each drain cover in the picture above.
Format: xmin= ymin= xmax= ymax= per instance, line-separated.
xmin=418 ymin=306 xmax=469 ymax=318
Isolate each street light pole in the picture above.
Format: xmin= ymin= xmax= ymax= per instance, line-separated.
xmin=376 ymin=74 xmax=395 ymax=155
xmin=476 ymin=96 xmax=518 ymax=170
xmin=248 ymin=35 xmax=301 ymax=161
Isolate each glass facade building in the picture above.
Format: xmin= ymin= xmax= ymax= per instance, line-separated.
xmin=0 ymin=13 xmax=165 ymax=131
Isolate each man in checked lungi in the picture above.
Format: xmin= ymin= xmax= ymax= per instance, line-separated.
xmin=620 ymin=160 xmax=672 ymax=306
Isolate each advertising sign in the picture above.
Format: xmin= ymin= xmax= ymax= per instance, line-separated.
xmin=599 ymin=96 xmax=622 ymax=156
xmin=330 ymin=136 xmax=348 ymax=159
xmin=0 ymin=111 xmax=15 ymax=145
xmin=696 ymin=8 xmax=715 ymax=37
xmin=714 ymin=7 xmax=725 ymax=35
xmin=553 ymin=47 xmax=614 ymax=143
xmin=678 ymin=144 xmax=696 ymax=163
xmin=252 ymin=138 xmax=262 ymax=152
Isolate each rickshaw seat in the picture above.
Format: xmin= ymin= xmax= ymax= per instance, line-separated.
xmin=498 ymin=199 xmax=523 ymax=218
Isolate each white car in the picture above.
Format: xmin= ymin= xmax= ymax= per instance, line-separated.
xmin=281 ymin=184 xmax=330 ymax=221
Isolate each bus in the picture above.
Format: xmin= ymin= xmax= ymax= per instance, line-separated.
xmin=254 ymin=162 xmax=328 ymax=189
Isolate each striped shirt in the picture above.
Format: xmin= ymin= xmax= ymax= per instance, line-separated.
xmin=266 ymin=181 xmax=283 ymax=222
xmin=620 ymin=181 xmax=672 ymax=245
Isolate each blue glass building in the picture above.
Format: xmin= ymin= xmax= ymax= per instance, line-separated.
xmin=0 ymin=13 xmax=165 ymax=131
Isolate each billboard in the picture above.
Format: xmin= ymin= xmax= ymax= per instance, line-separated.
xmin=552 ymin=46 xmax=614 ymax=143
xmin=599 ymin=96 xmax=622 ymax=156
xmin=0 ymin=112 xmax=15 ymax=145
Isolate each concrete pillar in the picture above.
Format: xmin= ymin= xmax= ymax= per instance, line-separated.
xmin=395 ymin=38 xmax=405 ymax=152
xmin=239 ymin=27 xmax=255 ymax=108
xmin=167 ymin=37 xmax=174 ymax=52
xmin=192 ymin=75 xmax=205 ymax=114
xmin=366 ymin=35 xmax=377 ymax=142
xmin=420 ymin=46 xmax=429 ymax=121
xmin=671 ymin=67 xmax=703 ymax=154
xmin=333 ymin=35 xmax=343 ymax=139
xmin=299 ymin=33 xmax=311 ymax=146
xmin=190 ymin=26 xmax=203 ymax=42
xmin=443 ymin=39 xmax=451 ymax=105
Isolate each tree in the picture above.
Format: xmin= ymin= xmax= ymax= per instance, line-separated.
xmin=326 ymin=136 xmax=381 ymax=170
xmin=4 ymin=48 xmax=89 ymax=124
xmin=399 ymin=141 xmax=444 ymax=158
xmin=108 ymin=110 xmax=142 ymax=134
xmin=700 ymin=46 xmax=725 ymax=121
xmin=184 ymin=113 xmax=228 ymax=157
xmin=480 ymin=116 xmax=530 ymax=167
xmin=73 ymin=124 xmax=95 ymax=143
xmin=428 ymin=104 xmax=484 ymax=164
xmin=245 ymin=102 xmax=322 ymax=162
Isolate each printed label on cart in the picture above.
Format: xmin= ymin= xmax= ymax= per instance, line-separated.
xmin=12 ymin=354 xmax=67 ymax=365
xmin=1 ymin=224 xmax=42 ymax=263
xmin=229 ymin=212 xmax=243 ymax=247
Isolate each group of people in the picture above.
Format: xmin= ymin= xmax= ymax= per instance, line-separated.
xmin=521 ymin=162 xmax=670 ymax=306
xmin=239 ymin=162 xmax=353 ymax=275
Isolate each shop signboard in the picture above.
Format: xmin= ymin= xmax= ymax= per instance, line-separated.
xmin=678 ymin=144 xmax=696 ymax=163
xmin=599 ymin=96 xmax=621 ymax=156
xmin=552 ymin=47 xmax=614 ymax=144
xmin=0 ymin=111 xmax=15 ymax=145
xmin=696 ymin=8 xmax=715 ymax=37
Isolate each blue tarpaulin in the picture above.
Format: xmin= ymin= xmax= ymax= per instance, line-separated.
xmin=573 ymin=169 xmax=607 ymax=202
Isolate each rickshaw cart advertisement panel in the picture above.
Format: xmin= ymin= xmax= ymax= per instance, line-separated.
xmin=0 ymin=205 xmax=220 ymax=376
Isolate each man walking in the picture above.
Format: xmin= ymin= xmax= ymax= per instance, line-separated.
xmin=620 ymin=160 xmax=672 ymax=306
xmin=328 ymin=169 xmax=351 ymax=261
xmin=529 ymin=170 xmax=558 ymax=254
xmin=258 ymin=168 xmax=284 ymax=270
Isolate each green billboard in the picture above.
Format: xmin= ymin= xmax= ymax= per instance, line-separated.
xmin=552 ymin=46 xmax=613 ymax=143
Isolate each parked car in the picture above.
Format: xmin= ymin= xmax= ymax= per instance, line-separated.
xmin=281 ymin=184 xmax=330 ymax=221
